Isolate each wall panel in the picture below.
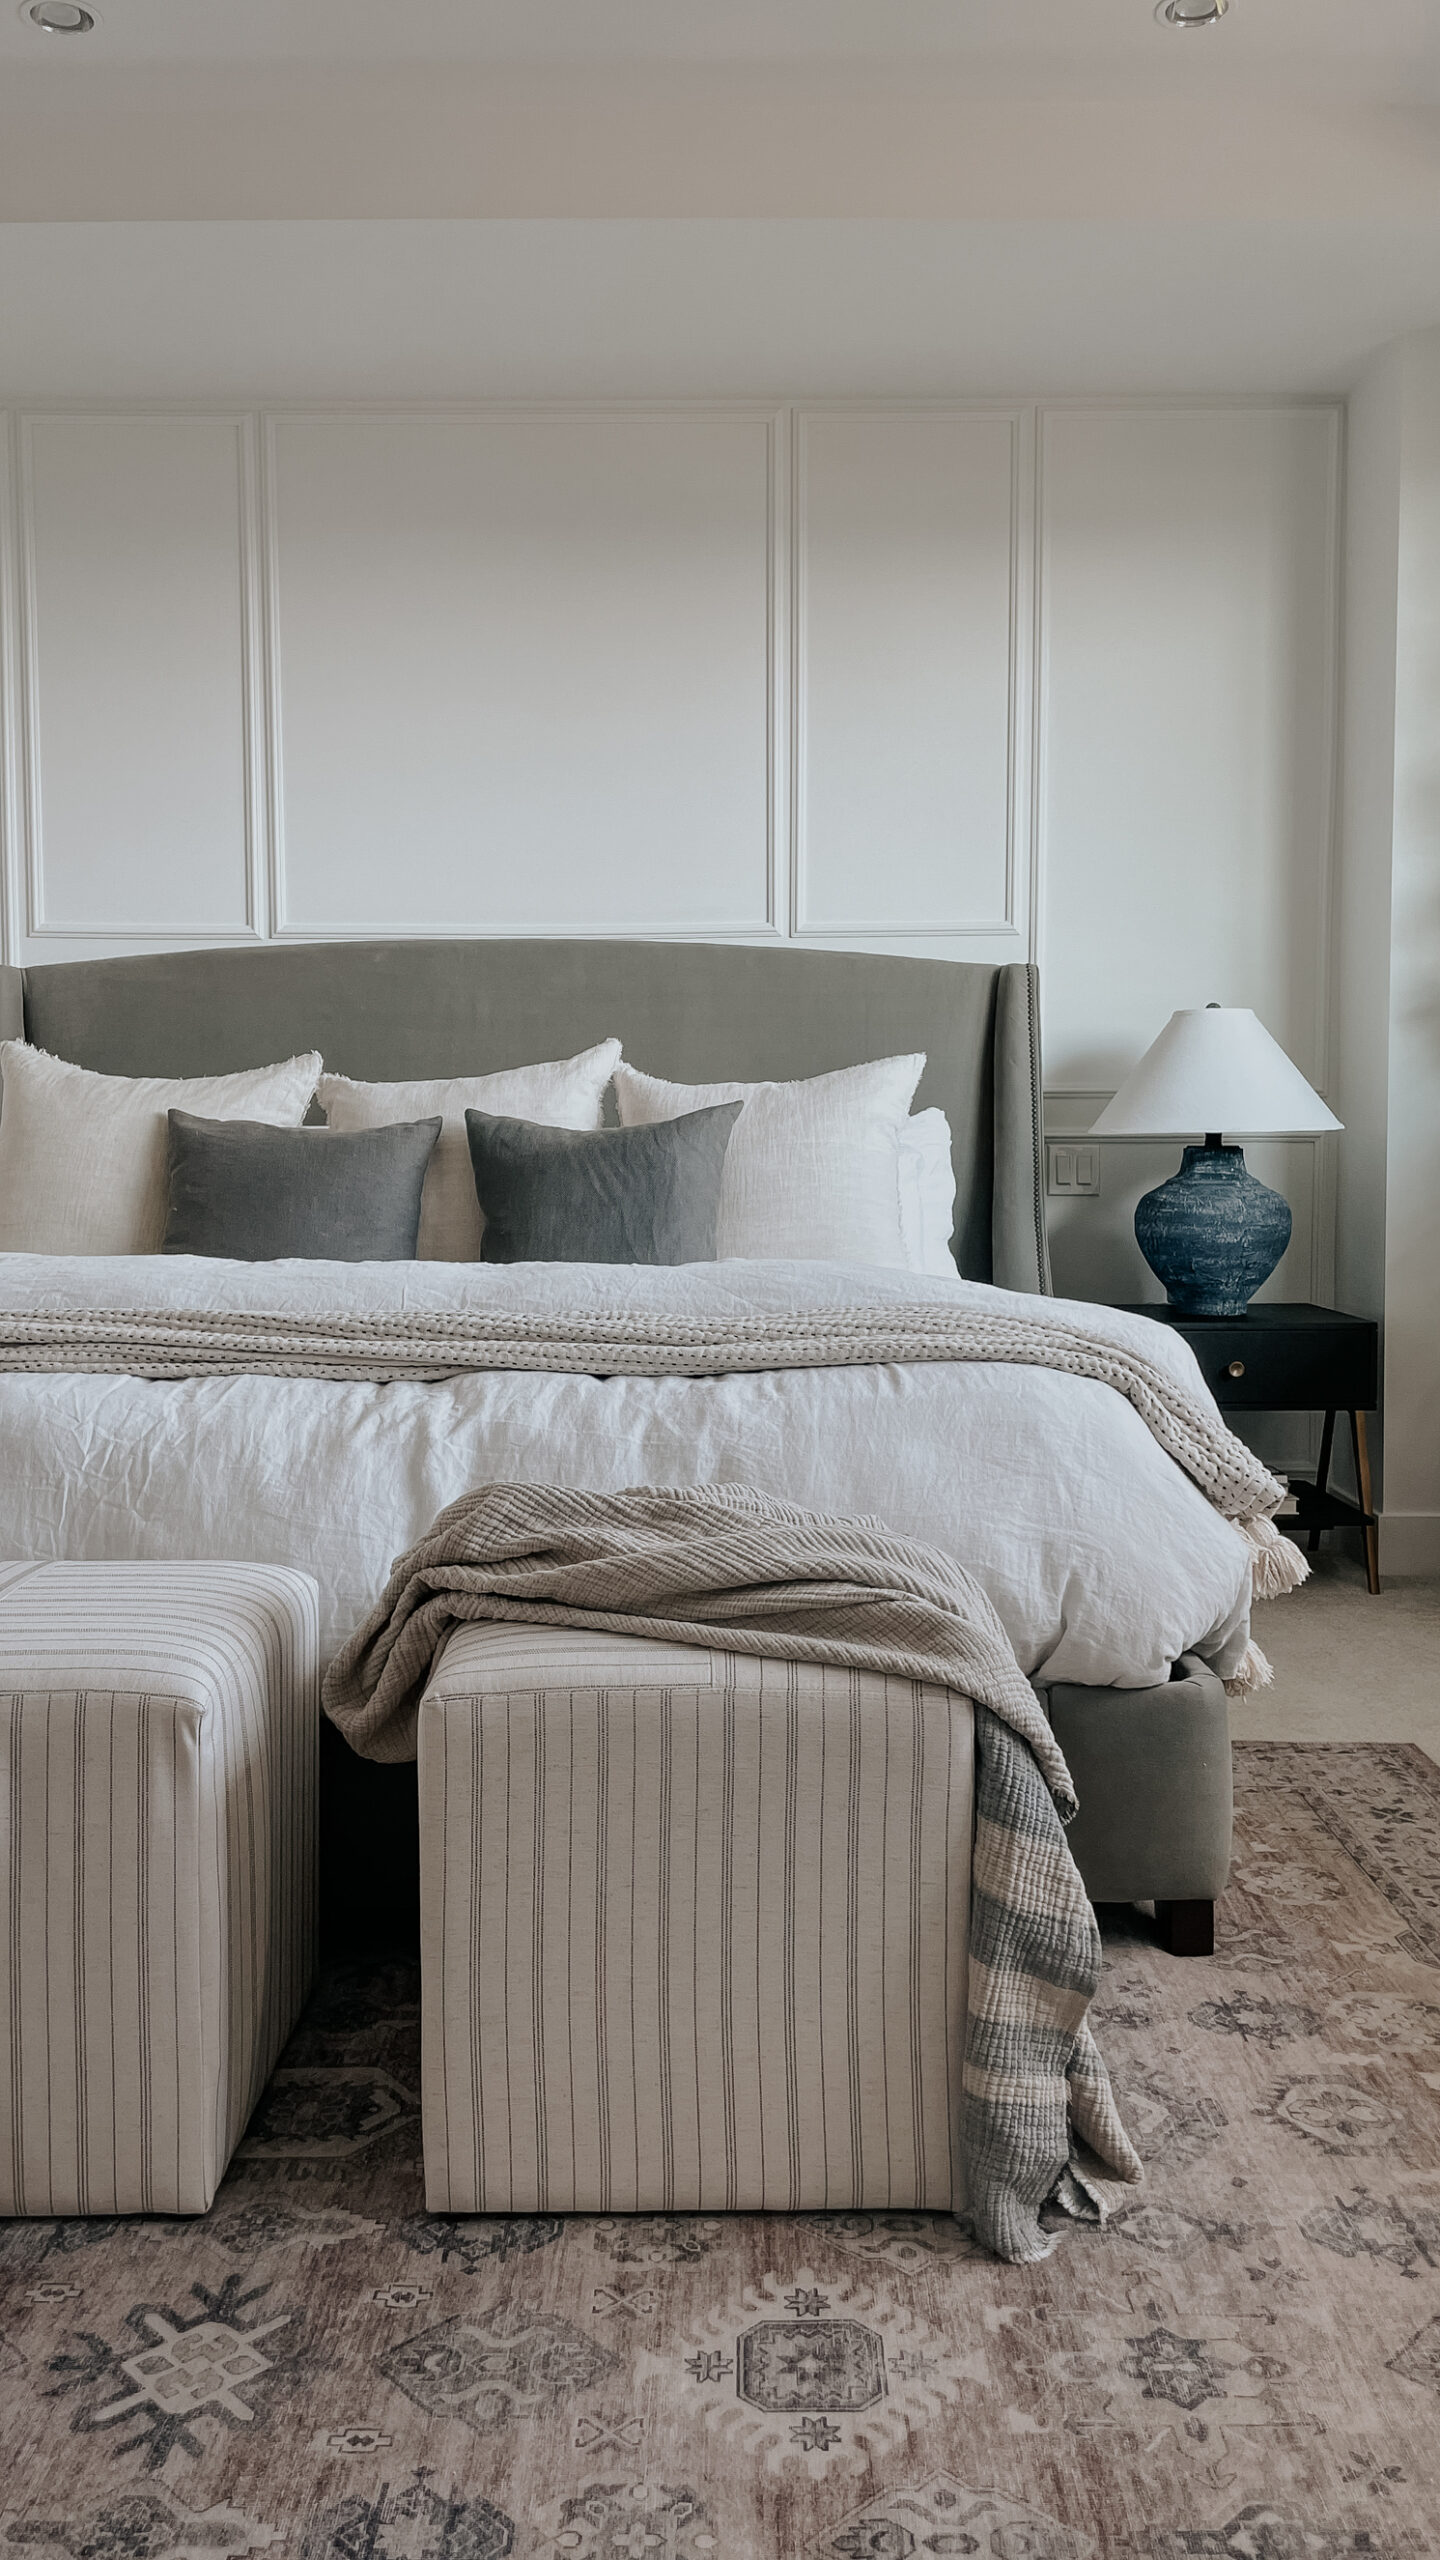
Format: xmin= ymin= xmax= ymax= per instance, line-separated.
xmin=1037 ymin=404 xmax=1340 ymax=1095
xmin=268 ymin=408 xmax=780 ymax=938
xmin=20 ymin=413 xmax=256 ymax=940
xmin=794 ymin=407 xmax=1022 ymax=939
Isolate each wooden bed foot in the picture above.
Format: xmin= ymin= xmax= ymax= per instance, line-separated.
xmin=1155 ymin=1898 xmax=1215 ymax=1958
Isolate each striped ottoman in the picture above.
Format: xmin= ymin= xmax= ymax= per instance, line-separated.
xmin=418 ymin=1622 xmax=973 ymax=2217
xmin=0 ymin=1560 xmax=319 ymax=2216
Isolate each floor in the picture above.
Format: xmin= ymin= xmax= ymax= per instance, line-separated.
xmin=7 ymin=1741 xmax=1440 ymax=2559
xmin=1233 ymin=1542 xmax=1440 ymax=1757
xmin=3 ymin=1537 xmax=1436 ymax=2558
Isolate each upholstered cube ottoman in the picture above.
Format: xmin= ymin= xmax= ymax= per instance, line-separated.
xmin=417 ymin=1621 xmax=974 ymax=2217
xmin=1046 ymin=1651 xmax=1233 ymax=1956
xmin=0 ymin=1560 xmax=319 ymax=2216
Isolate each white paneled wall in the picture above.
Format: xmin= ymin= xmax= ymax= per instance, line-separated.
xmin=268 ymin=410 xmax=780 ymax=938
xmin=0 ymin=397 xmax=1342 ymax=1338
xmin=1037 ymin=406 xmax=1340 ymax=1094
xmin=794 ymin=408 xmax=1024 ymax=941
xmin=17 ymin=413 xmax=260 ymax=940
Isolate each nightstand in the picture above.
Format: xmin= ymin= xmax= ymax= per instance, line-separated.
xmin=1117 ymin=1302 xmax=1381 ymax=1594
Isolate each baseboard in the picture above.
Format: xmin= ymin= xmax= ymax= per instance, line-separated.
xmin=1380 ymin=1512 xmax=1440 ymax=1577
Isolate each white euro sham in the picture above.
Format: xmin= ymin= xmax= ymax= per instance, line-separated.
xmin=614 ymin=1052 xmax=929 ymax=1267
xmin=317 ymin=1039 xmax=622 ymax=1260
xmin=900 ymin=1107 xmax=960 ymax=1276
xmin=0 ymin=1041 xmax=322 ymax=1256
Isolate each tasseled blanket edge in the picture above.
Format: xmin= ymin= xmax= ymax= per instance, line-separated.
xmin=1238 ymin=1508 xmax=1311 ymax=1600
xmin=1224 ymin=1506 xmax=1308 ymax=1693
xmin=1224 ymin=1636 xmax=1275 ymax=1696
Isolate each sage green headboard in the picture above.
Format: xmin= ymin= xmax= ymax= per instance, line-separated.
xmin=1 ymin=941 xmax=1050 ymax=1292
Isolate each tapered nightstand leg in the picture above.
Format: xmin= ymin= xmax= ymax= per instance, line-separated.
xmin=1310 ymin=1409 xmax=1336 ymax=1553
xmin=1349 ymin=1408 xmax=1381 ymax=1595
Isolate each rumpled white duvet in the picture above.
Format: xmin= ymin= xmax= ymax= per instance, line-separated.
xmin=0 ymin=1253 xmax=1254 ymax=1691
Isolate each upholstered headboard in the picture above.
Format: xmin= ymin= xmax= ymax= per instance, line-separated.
xmin=0 ymin=941 xmax=1050 ymax=1291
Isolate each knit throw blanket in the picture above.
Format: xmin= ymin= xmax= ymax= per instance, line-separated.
xmin=0 ymin=1283 xmax=1307 ymax=1618
xmin=323 ymin=1479 xmax=1145 ymax=2265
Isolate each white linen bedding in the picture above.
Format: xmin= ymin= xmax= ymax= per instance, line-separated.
xmin=0 ymin=1253 xmax=1254 ymax=1691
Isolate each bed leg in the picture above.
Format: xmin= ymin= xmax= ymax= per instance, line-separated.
xmin=1154 ymin=1898 xmax=1215 ymax=1958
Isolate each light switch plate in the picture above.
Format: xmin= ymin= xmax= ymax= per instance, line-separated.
xmin=1047 ymin=1141 xmax=1101 ymax=1196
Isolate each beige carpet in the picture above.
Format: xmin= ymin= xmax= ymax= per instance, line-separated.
xmin=1238 ymin=1550 xmax=1440 ymax=1757
xmin=4 ymin=1739 xmax=1440 ymax=2557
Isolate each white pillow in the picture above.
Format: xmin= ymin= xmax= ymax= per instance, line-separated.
xmin=318 ymin=1039 xmax=622 ymax=1261
xmin=900 ymin=1107 xmax=960 ymax=1277
xmin=613 ymin=1053 xmax=927 ymax=1267
xmin=0 ymin=1040 xmax=322 ymax=1256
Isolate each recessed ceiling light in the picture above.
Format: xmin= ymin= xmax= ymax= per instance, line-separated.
xmin=1155 ymin=0 xmax=1229 ymax=23
xmin=23 ymin=1 xmax=96 ymax=29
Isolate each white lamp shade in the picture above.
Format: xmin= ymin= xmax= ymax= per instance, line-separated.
xmin=1089 ymin=1008 xmax=1342 ymax=1139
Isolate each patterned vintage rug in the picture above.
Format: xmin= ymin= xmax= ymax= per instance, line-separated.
xmin=4 ymin=1742 xmax=1440 ymax=2560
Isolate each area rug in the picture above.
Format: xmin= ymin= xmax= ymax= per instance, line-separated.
xmin=3 ymin=1742 xmax=1440 ymax=2560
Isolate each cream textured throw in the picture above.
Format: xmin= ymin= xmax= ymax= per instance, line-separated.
xmin=0 ymin=1286 xmax=1308 ymax=1614
xmin=323 ymin=1479 xmax=1145 ymax=2263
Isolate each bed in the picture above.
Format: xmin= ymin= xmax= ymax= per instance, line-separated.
xmin=0 ymin=938 xmax=1248 ymax=1954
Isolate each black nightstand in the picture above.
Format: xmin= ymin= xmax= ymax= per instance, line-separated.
xmin=1117 ymin=1302 xmax=1381 ymax=1594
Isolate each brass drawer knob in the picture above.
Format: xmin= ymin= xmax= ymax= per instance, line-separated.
xmin=1225 ymin=1359 xmax=1246 ymax=1379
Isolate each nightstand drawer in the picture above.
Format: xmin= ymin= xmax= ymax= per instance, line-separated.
xmin=1119 ymin=1304 xmax=1379 ymax=1414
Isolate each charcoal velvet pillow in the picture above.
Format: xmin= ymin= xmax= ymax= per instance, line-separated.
xmin=465 ymin=1102 xmax=742 ymax=1264
xmin=163 ymin=1111 xmax=443 ymax=1261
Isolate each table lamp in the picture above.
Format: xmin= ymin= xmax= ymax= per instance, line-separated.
xmin=1089 ymin=1005 xmax=1342 ymax=1316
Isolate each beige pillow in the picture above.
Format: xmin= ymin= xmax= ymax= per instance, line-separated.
xmin=0 ymin=1041 xmax=322 ymax=1256
xmin=318 ymin=1039 xmax=622 ymax=1260
xmin=613 ymin=1053 xmax=926 ymax=1266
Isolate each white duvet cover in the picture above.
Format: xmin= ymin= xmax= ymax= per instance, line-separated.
xmin=0 ymin=1254 xmax=1253 ymax=1691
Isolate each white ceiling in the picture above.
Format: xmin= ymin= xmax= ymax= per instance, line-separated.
xmin=2 ymin=217 xmax=1436 ymax=404
xmin=3 ymin=2 xmax=1440 ymax=397
xmin=0 ymin=0 xmax=1434 ymax=93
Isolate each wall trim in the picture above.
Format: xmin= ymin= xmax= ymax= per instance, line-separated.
xmin=764 ymin=404 xmax=787 ymax=946
xmin=264 ymin=401 xmax=786 ymax=946
xmin=1309 ymin=400 xmax=1345 ymax=1121
xmin=1379 ymin=1513 xmax=1440 ymax=1578
xmin=1031 ymin=399 xmax=1344 ymax=1102
xmin=1026 ymin=403 xmax=1048 ymax=976
xmin=16 ymin=409 xmax=263 ymax=944
xmin=238 ymin=409 xmax=268 ymax=938
xmin=2 ymin=393 xmax=1347 ymax=971
xmin=0 ymin=411 xmax=19 ymax=972
xmin=269 ymin=920 xmax=791 ymax=951
xmin=790 ymin=401 xmax=1028 ymax=942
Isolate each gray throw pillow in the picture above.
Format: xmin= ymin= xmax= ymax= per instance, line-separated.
xmin=465 ymin=1102 xmax=742 ymax=1264
xmin=163 ymin=1110 xmax=442 ymax=1261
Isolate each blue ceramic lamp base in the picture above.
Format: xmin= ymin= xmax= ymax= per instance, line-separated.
xmin=1134 ymin=1138 xmax=1291 ymax=1317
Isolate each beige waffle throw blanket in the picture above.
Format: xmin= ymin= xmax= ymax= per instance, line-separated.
xmin=324 ymin=1478 xmax=1147 ymax=2265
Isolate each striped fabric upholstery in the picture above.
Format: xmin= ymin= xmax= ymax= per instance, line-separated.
xmin=418 ymin=1623 xmax=972 ymax=2216
xmin=0 ymin=1561 xmax=318 ymax=2216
